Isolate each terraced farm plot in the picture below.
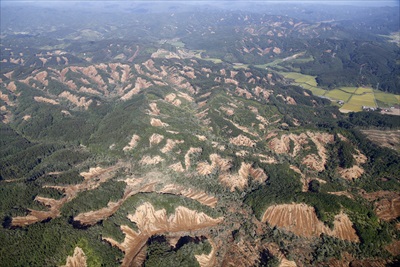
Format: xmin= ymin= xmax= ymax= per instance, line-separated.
xmin=341 ymin=102 xmax=363 ymax=112
xmin=279 ymin=71 xmax=398 ymax=112
xmin=324 ymin=89 xmax=352 ymax=102
xmin=193 ymin=50 xmax=223 ymax=63
xmin=203 ymin=58 xmax=223 ymax=63
xmin=343 ymin=90 xmax=376 ymax=112
xmin=233 ymin=64 xmax=249 ymax=69
xmin=340 ymin=87 xmax=359 ymax=94
xmin=355 ymin=87 xmax=374 ymax=95
xmin=350 ymin=94 xmax=376 ymax=107
xmin=306 ymin=86 xmax=326 ymax=96
xmin=352 ymin=88 xmax=376 ymax=106
xmin=281 ymin=72 xmax=318 ymax=87
xmin=374 ymin=90 xmax=400 ymax=107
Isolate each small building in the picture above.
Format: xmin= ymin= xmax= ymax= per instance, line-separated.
xmin=362 ymin=106 xmax=376 ymax=111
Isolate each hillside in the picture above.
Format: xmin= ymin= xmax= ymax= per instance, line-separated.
xmin=0 ymin=2 xmax=399 ymax=267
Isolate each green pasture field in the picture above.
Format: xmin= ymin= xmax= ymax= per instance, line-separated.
xmin=341 ymin=102 xmax=363 ymax=112
xmin=278 ymin=71 xmax=399 ymax=112
xmin=233 ymin=64 xmax=249 ymax=69
xmin=374 ymin=90 xmax=400 ymax=107
xmin=354 ymin=87 xmax=374 ymax=95
xmin=192 ymin=50 xmax=223 ymax=63
xmin=307 ymin=87 xmax=327 ymax=96
xmin=203 ymin=58 xmax=223 ymax=63
xmin=349 ymin=92 xmax=376 ymax=108
xmin=324 ymin=89 xmax=352 ymax=102
xmin=340 ymin=87 xmax=358 ymax=94
xmin=280 ymin=72 xmax=318 ymax=87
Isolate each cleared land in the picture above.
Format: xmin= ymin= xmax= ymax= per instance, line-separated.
xmin=324 ymin=89 xmax=352 ymax=102
xmin=279 ymin=71 xmax=399 ymax=112
xmin=361 ymin=129 xmax=400 ymax=151
xmin=374 ymin=90 xmax=400 ymax=107
xmin=261 ymin=203 xmax=359 ymax=242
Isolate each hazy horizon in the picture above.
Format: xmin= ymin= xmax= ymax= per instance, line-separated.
xmin=1 ymin=0 xmax=399 ymax=7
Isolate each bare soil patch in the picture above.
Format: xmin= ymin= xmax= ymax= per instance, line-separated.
xmin=123 ymin=134 xmax=140 ymax=151
xmin=103 ymin=202 xmax=223 ymax=267
xmin=150 ymin=118 xmax=169 ymax=127
xmin=148 ymin=103 xmax=160 ymax=115
xmin=184 ymin=147 xmax=203 ymax=170
xmin=361 ymin=191 xmax=400 ymax=221
xmin=139 ymin=155 xmax=164 ymax=165
xmin=169 ymin=162 xmax=185 ymax=172
xmin=121 ymin=77 xmax=152 ymax=100
xmin=265 ymin=243 xmax=297 ymax=267
xmin=160 ymin=184 xmax=218 ymax=208
xmin=160 ymin=139 xmax=184 ymax=153
xmin=328 ymin=191 xmax=353 ymax=199
xmin=386 ymin=240 xmax=400 ymax=256
xmin=361 ymin=129 xmax=400 ymax=151
xmin=74 ymin=178 xmax=157 ymax=226
xmin=11 ymin=164 xmax=120 ymax=227
xmin=268 ymin=133 xmax=308 ymax=157
xmin=262 ymin=203 xmax=359 ymax=242
xmin=61 ymin=247 xmax=87 ymax=267
xmin=328 ymin=252 xmax=387 ymax=267
xmin=34 ymin=96 xmax=59 ymax=105
xmin=59 ymin=91 xmax=92 ymax=110
xmin=195 ymin=239 xmax=217 ymax=267
xmin=149 ymin=133 xmax=164 ymax=147
xmin=222 ymin=240 xmax=270 ymax=267
xmin=338 ymin=165 xmax=364 ymax=180
xmin=229 ymin=134 xmax=256 ymax=147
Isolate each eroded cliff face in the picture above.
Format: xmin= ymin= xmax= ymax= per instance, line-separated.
xmin=61 ymin=247 xmax=87 ymax=267
xmin=103 ymin=202 xmax=223 ymax=267
xmin=262 ymin=203 xmax=359 ymax=242
xmin=11 ymin=164 xmax=121 ymax=227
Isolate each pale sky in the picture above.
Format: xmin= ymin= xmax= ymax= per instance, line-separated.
xmin=1 ymin=0 xmax=398 ymax=4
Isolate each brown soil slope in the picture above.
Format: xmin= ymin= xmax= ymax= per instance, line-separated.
xmin=362 ymin=191 xmax=400 ymax=221
xmin=361 ymin=129 xmax=400 ymax=151
xmin=103 ymin=202 xmax=223 ymax=267
xmin=195 ymin=240 xmax=217 ymax=267
xmin=159 ymin=184 xmax=218 ymax=208
xmin=262 ymin=203 xmax=359 ymax=242
xmin=11 ymin=165 xmax=119 ymax=227
xmin=73 ymin=178 xmax=157 ymax=226
xmin=61 ymin=247 xmax=87 ymax=267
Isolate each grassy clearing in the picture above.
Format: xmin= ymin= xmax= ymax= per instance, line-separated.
xmin=290 ymin=56 xmax=314 ymax=64
xmin=202 ymin=58 xmax=223 ymax=63
xmin=279 ymin=72 xmax=325 ymax=96
xmin=159 ymin=39 xmax=185 ymax=48
xmin=280 ymin=72 xmax=318 ymax=86
xmin=192 ymin=50 xmax=223 ymax=63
